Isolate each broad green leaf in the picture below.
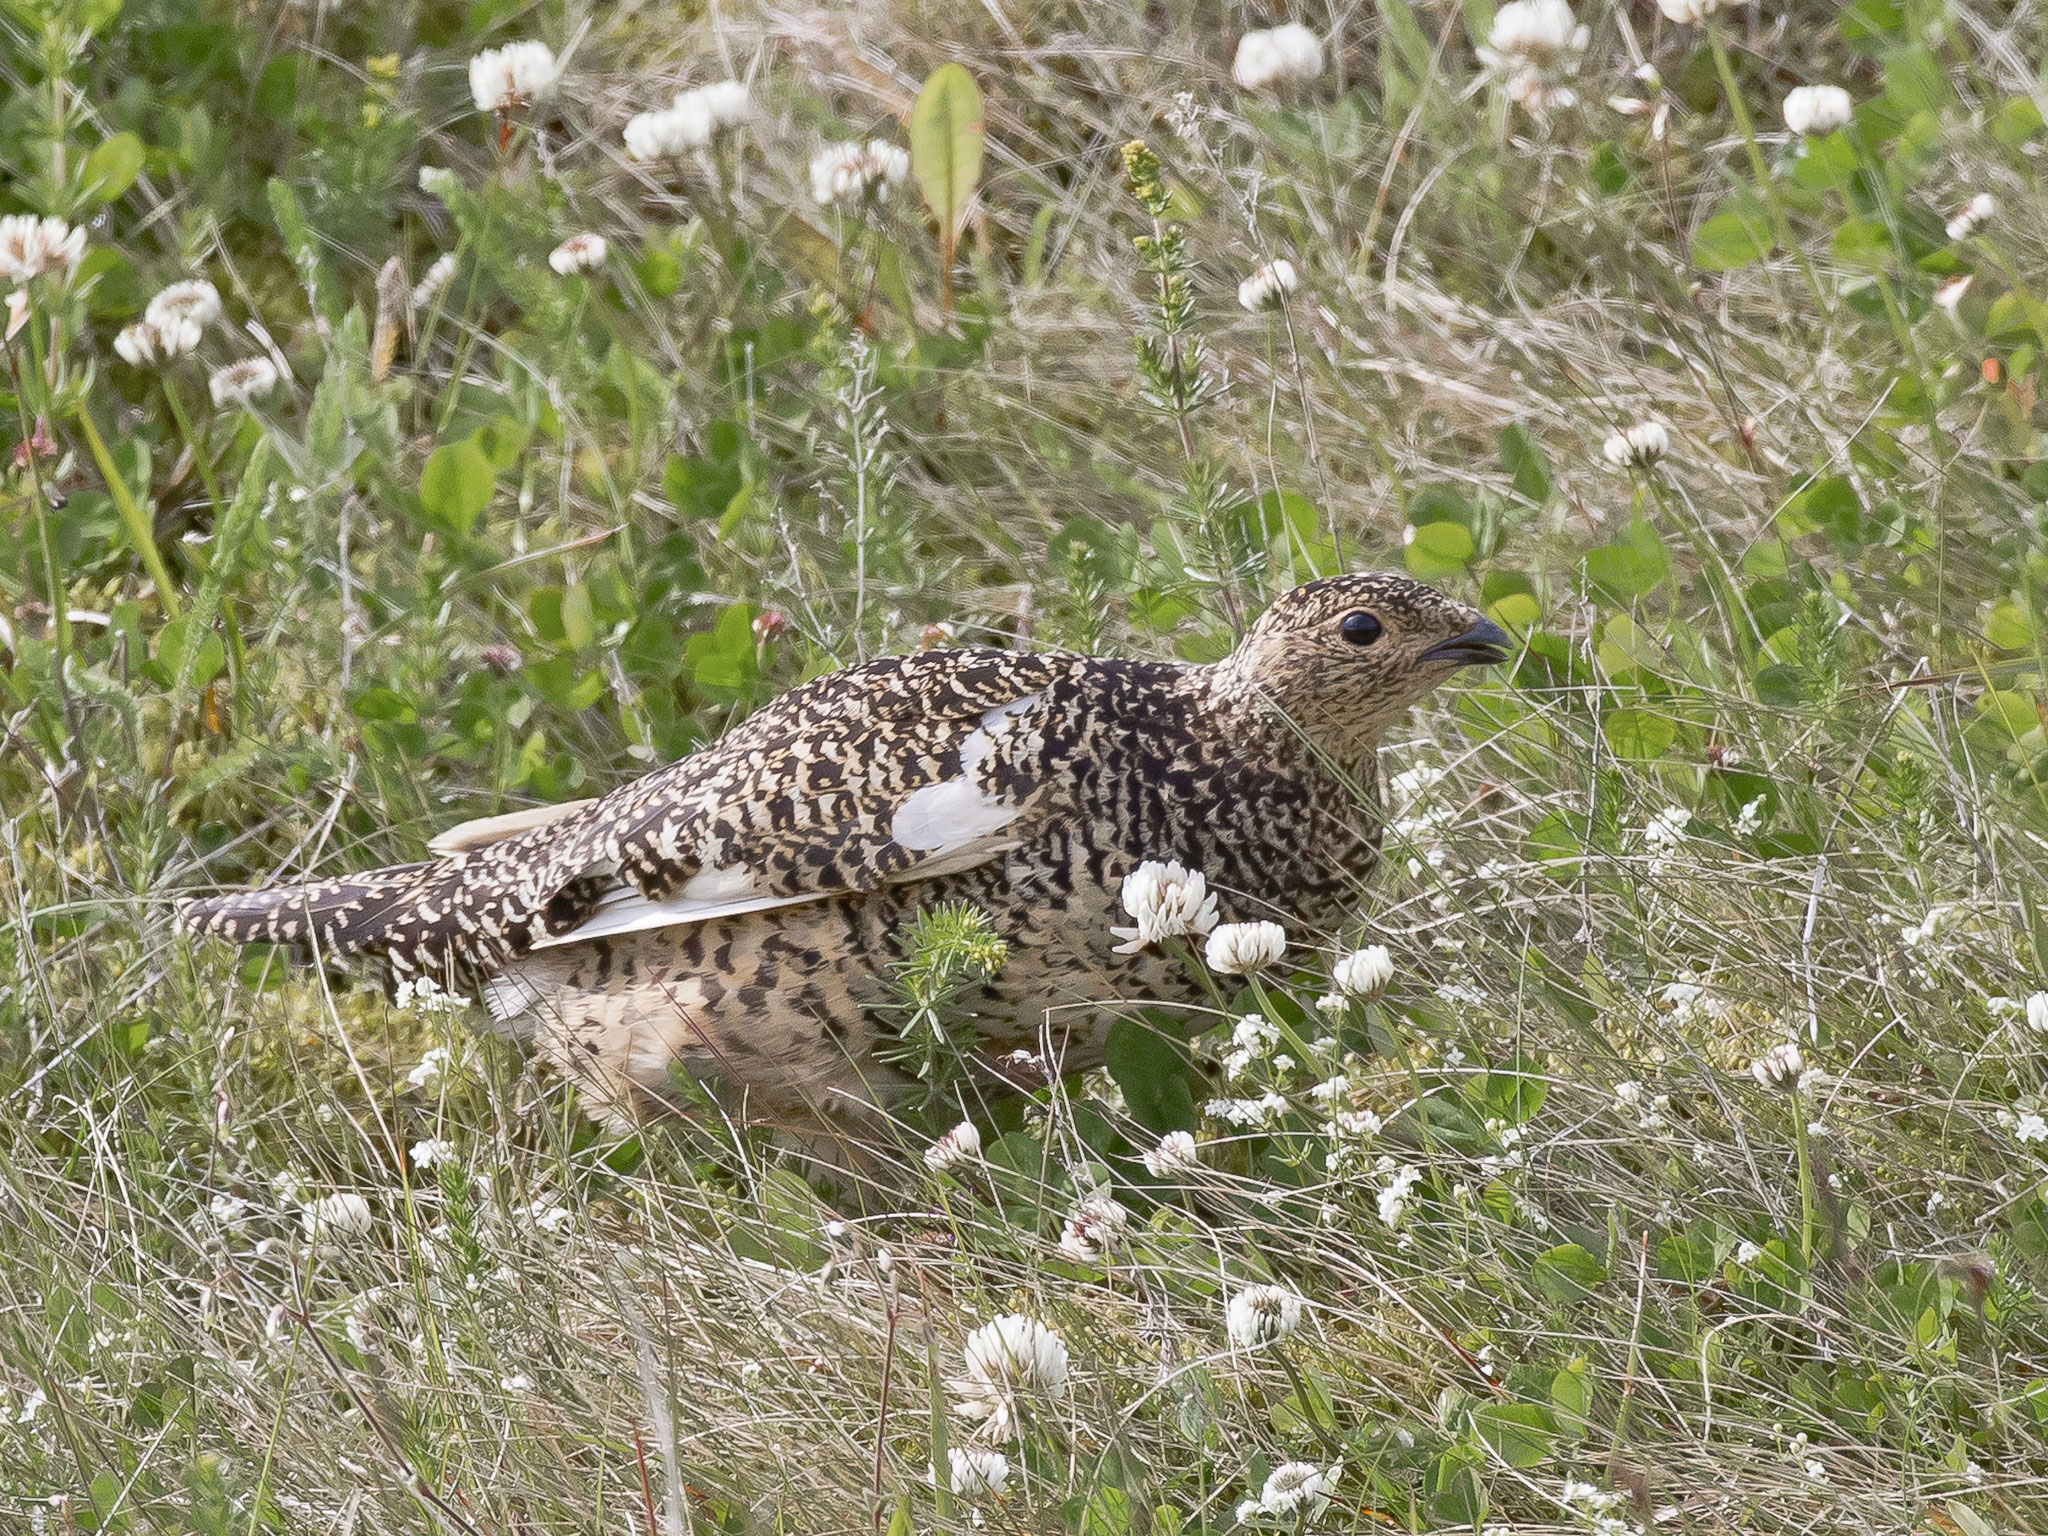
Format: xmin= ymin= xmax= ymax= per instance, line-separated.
xmin=154 ymin=615 xmax=225 ymax=691
xmin=418 ymin=438 xmax=494 ymax=535
xmin=1531 ymin=1242 xmax=1607 ymax=1304
xmin=909 ymin=62 xmax=985 ymax=288
xmin=1986 ymin=602 xmax=2035 ymax=650
xmin=1583 ymin=521 xmax=1668 ymax=599
xmin=1777 ymin=474 xmax=1861 ymax=542
xmin=1692 ymin=207 xmax=1772 ymax=271
xmin=1830 ymin=217 xmax=1895 ymax=271
xmin=82 ymin=132 xmax=145 ymax=203
xmin=1499 ymin=423 xmax=1552 ymax=503
xmin=1105 ymin=1017 xmax=1197 ymax=1136
xmin=1404 ymin=520 xmax=1473 ymax=578
xmin=1474 ymin=1402 xmax=1558 ymax=1469
xmin=560 ymin=583 xmax=597 ymax=651
xmin=1604 ymin=707 xmax=1676 ymax=760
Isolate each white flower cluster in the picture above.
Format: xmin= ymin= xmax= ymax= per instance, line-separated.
xmin=405 ymin=1045 xmax=455 ymax=1090
xmin=469 ymin=40 xmax=558 ymax=114
xmin=1947 ymin=192 xmax=1997 ymax=241
xmin=1237 ymin=258 xmax=1298 ymax=312
xmin=208 ymin=357 xmax=280 ymax=410
xmin=0 ymin=214 xmax=85 ymax=282
xmin=1480 ymin=0 xmax=1588 ymax=114
xmin=1899 ymin=903 xmax=1958 ymax=948
xmin=1205 ymin=1090 xmax=1290 ymax=1128
xmin=1998 ymin=1103 xmax=2048 ymax=1144
xmin=935 ymin=1446 xmax=1009 ymax=1497
xmin=1141 ymin=1129 xmax=1202 ymax=1178
xmin=1603 ymin=419 xmax=1670 ymax=468
xmin=301 ymin=1191 xmax=374 ymax=1241
xmin=117 ymin=279 xmax=222 ymax=369
xmin=1783 ymin=84 xmax=1853 ymax=136
xmin=409 ymin=1137 xmax=456 ymax=1170
xmin=1236 ymin=1462 xmax=1336 ymax=1522
xmin=412 ymin=253 xmax=458 ymax=309
xmin=1655 ymin=0 xmax=1730 ymax=22
xmin=624 ymin=80 xmax=749 ymax=160
xmin=924 ymin=1118 xmax=982 ymax=1171
xmin=1111 ymin=859 xmax=1220 ymax=953
xmin=1222 ymin=1013 xmax=1282 ymax=1079
xmin=1613 ymin=1079 xmax=1669 ymax=1130
xmin=1750 ymin=1041 xmax=1804 ymax=1090
xmin=952 ymin=1314 xmax=1069 ymax=1439
xmin=548 ymin=233 xmax=607 ymax=276
xmin=1206 ymin=920 xmax=1287 ymax=974
xmin=1057 ymin=1196 xmax=1130 ymax=1262
xmin=1332 ymin=944 xmax=1394 ymax=999
xmin=1225 ymin=1283 xmax=1303 ymax=1348
xmin=1377 ymin=1161 xmax=1424 ymax=1227
xmin=810 ymin=139 xmax=910 ymax=206
xmin=1232 ymin=24 xmax=1325 ymax=93
xmin=2029 ymin=993 xmax=2048 ymax=1034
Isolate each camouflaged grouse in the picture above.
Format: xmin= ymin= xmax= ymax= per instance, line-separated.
xmin=181 ymin=574 xmax=1509 ymax=1146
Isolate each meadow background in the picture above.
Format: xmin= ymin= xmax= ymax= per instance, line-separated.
xmin=6 ymin=0 xmax=2048 ymax=1527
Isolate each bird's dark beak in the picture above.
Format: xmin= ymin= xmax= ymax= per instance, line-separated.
xmin=1420 ymin=616 xmax=1514 ymax=667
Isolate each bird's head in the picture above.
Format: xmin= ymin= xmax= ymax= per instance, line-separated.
xmin=1211 ymin=573 xmax=1512 ymax=755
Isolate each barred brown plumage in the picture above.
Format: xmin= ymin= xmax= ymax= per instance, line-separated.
xmin=178 ymin=574 xmax=1508 ymax=1145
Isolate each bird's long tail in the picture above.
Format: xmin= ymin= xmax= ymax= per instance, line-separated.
xmin=177 ymin=863 xmax=443 ymax=964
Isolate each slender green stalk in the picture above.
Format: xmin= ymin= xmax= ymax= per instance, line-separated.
xmin=73 ymin=401 xmax=181 ymax=616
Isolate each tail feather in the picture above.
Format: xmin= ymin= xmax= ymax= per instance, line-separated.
xmin=178 ymin=863 xmax=438 ymax=959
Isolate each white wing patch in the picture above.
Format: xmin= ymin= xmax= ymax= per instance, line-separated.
xmin=891 ymin=694 xmax=1038 ymax=853
xmin=528 ymin=693 xmax=1043 ymax=951
xmin=428 ymin=798 xmax=597 ymax=856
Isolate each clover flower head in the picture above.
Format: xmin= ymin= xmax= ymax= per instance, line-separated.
xmin=1947 ymin=192 xmax=1997 ymax=241
xmin=1332 ymin=943 xmax=1395 ymax=999
xmin=115 ymin=317 xmax=201 ymax=369
xmin=1141 ymin=1129 xmax=1202 ymax=1178
xmin=810 ymin=139 xmax=910 ymax=205
xmin=1603 ymin=420 xmax=1670 ymax=468
xmin=1783 ymin=85 xmax=1853 ymax=136
xmin=409 ymin=1137 xmax=456 ymax=1170
xmin=548 ymin=232 xmax=608 ymax=275
xmin=0 ymin=215 xmax=84 ymax=282
xmin=1225 ymin=1283 xmax=1303 ymax=1348
xmin=412 ymin=253 xmax=459 ymax=309
xmin=1238 ymin=258 xmax=1299 ymax=312
xmin=2027 ymin=992 xmax=2048 ymax=1035
xmin=146 ymin=279 xmax=222 ymax=334
xmin=937 ymin=1446 xmax=1010 ymax=1496
xmin=1750 ymin=1041 xmax=1804 ymax=1090
xmin=1112 ymin=859 xmax=1221 ymax=953
xmin=681 ymin=79 xmax=750 ymax=132
xmin=1058 ymin=1196 xmax=1130 ymax=1262
xmin=961 ymin=1313 xmax=1069 ymax=1399
xmin=1257 ymin=1461 xmax=1335 ymax=1516
xmin=301 ymin=1192 xmax=374 ymax=1241
xmin=1485 ymin=0 xmax=1585 ymax=65
xmin=924 ymin=1119 xmax=982 ymax=1171
xmin=1205 ymin=920 xmax=1287 ymax=975
xmin=208 ymin=357 xmax=280 ymax=409
xmin=470 ymin=40 xmax=558 ymax=113
xmin=1232 ymin=23 xmax=1325 ymax=93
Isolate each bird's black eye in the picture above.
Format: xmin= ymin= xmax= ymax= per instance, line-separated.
xmin=1339 ymin=610 xmax=1383 ymax=646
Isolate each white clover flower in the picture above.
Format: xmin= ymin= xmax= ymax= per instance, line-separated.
xmin=2015 ymin=1112 xmax=2048 ymax=1145
xmin=1377 ymin=1164 xmax=1423 ymax=1227
xmin=2025 ymin=993 xmax=2048 ymax=1034
xmin=0 ymin=215 xmax=85 ymax=282
xmin=1141 ymin=1129 xmax=1202 ymax=1178
xmin=680 ymin=79 xmax=749 ymax=133
xmin=1206 ymin=1090 xmax=1289 ymax=1127
xmin=548 ymin=232 xmax=608 ymax=276
xmin=207 ymin=1193 xmax=251 ymax=1224
xmin=1734 ymin=1239 xmax=1764 ymax=1266
xmin=1225 ymin=1283 xmax=1303 ymax=1348
xmin=961 ymin=1314 xmax=1069 ymax=1399
xmin=500 ymin=1372 xmax=534 ymax=1393
xmin=1947 ymin=192 xmax=1997 ymax=241
xmin=208 ymin=357 xmax=280 ymax=410
xmin=1388 ymin=763 xmax=1446 ymax=811
xmin=810 ymin=139 xmax=910 ymax=206
xmin=624 ymin=100 xmax=713 ymax=160
xmin=409 ymin=1137 xmax=456 ymax=1170
xmin=1057 ymin=1196 xmax=1130 ymax=1261
xmin=1750 ymin=1042 xmax=1804 ymax=1090
xmin=1603 ymin=420 xmax=1670 ymax=468
xmin=469 ymin=40 xmax=558 ymax=114
xmin=1655 ymin=0 xmax=1724 ymax=22
xmin=1783 ymin=85 xmax=1852 ymax=136
xmin=1332 ymin=944 xmax=1395 ymax=999
xmin=925 ymin=1118 xmax=982 ymax=1171
xmin=1205 ymin=920 xmax=1287 ymax=975
xmin=937 ymin=1446 xmax=1010 ymax=1497
xmin=405 ymin=1045 xmax=453 ymax=1090
xmin=1734 ymin=796 xmax=1767 ymax=836
xmin=114 ymin=317 xmax=201 ymax=369
xmin=1237 ymin=258 xmax=1298 ymax=312
xmin=1111 ymin=859 xmax=1221 ymax=953
xmin=1486 ymin=0 xmax=1583 ymax=64
xmin=1222 ymin=1013 xmax=1281 ymax=1079
xmin=1644 ymin=807 xmax=1692 ymax=847
xmin=1900 ymin=904 xmax=1957 ymax=947
xmin=301 ymin=1192 xmax=374 ymax=1241
xmin=1232 ymin=23 xmax=1325 ymax=93
xmin=146 ymin=279 xmax=222 ymax=332
xmin=1257 ymin=1461 xmax=1335 ymax=1516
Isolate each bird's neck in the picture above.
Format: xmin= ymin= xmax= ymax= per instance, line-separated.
xmin=1200 ymin=659 xmax=1388 ymax=781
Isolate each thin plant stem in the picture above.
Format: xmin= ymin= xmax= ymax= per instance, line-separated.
xmin=73 ymin=402 xmax=182 ymax=617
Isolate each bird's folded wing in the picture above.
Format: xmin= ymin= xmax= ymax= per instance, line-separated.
xmin=506 ymin=649 xmax=1066 ymax=951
